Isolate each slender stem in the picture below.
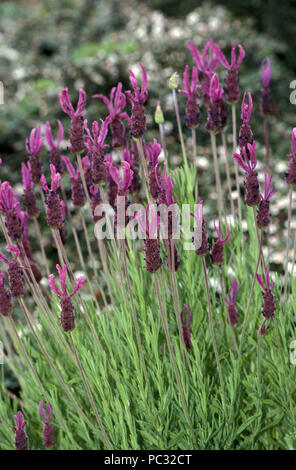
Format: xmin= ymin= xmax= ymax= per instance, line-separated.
xmin=232 ymin=104 xmax=242 ymax=225
xmin=68 ymin=332 xmax=113 ymax=449
xmin=172 ymin=89 xmax=189 ymax=176
xmin=221 ymin=130 xmax=235 ymax=220
xmin=263 ymin=117 xmax=271 ymax=176
xmin=201 ymin=257 xmax=225 ymax=395
xmin=159 ymin=123 xmax=168 ymax=167
xmin=210 ymin=133 xmax=225 ymax=225
xmin=137 ymin=139 xmax=150 ymax=202
xmin=192 ymin=128 xmax=198 ymax=200
xmin=284 ymin=188 xmax=293 ymax=301
xmin=253 ymin=208 xmax=266 ymax=277
xmin=34 ymin=218 xmax=50 ymax=278
xmin=217 ymin=266 xmax=238 ymax=354
xmin=154 ymin=273 xmax=193 ymax=434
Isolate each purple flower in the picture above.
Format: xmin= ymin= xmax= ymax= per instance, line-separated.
xmin=190 ymin=198 xmax=209 ymax=256
xmin=146 ymin=139 xmax=162 ymax=199
xmin=41 ymin=164 xmax=63 ymax=229
xmin=22 ymin=162 xmax=40 ymax=219
xmin=84 ymin=119 xmax=110 ymax=185
xmin=215 ymin=43 xmax=245 ymax=104
xmin=93 ymin=83 xmax=130 ymax=149
xmin=122 ymin=146 xmax=141 ymax=194
xmin=205 ymin=74 xmax=225 ymax=135
xmin=62 ymin=156 xmax=86 ymax=207
xmin=223 ymin=278 xmax=238 ymax=325
xmin=210 ymin=220 xmax=230 ymax=265
xmin=0 ymin=182 xmax=23 ymax=241
xmin=39 ymin=401 xmax=55 ymax=449
xmin=178 ymin=65 xmax=201 ymax=129
xmin=284 ymin=128 xmax=296 ymax=186
xmin=257 ymin=173 xmax=274 ymax=229
xmin=260 ymin=57 xmax=272 ymax=116
xmin=180 ymin=304 xmax=193 ymax=349
xmin=0 ymin=245 xmax=24 ymax=298
xmin=256 ymin=268 xmax=275 ymax=320
xmin=14 ymin=411 xmax=28 ymax=450
xmin=89 ymin=185 xmax=102 ymax=223
xmin=60 ymin=88 xmax=86 ymax=154
xmin=45 ymin=120 xmax=65 ymax=175
xmin=239 ymin=92 xmax=254 ymax=155
xmin=233 ymin=142 xmax=260 ymax=206
xmin=261 ymin=57 xmax=271 ymax=88
xmin=126 ymin=64 xmax=148 ymax=140
xmin=136 ymin=203 xmax=162 ymax=273
xmin=49 ymin=264 xmax=85 ymax=332
xmin=107 ymin=161 xmax=133 ymax=228
xmin=0 ymin=271 xmax=13 ymax=317
xmin=25 ymin=126 xmax=44 ymax=184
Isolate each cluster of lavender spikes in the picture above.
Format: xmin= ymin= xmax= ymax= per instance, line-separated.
xmin=13 ymin=402 xmax=55 ymax=450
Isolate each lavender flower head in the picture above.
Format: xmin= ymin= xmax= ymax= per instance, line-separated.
xmin=22 ymin=162 xmax=40 ymax=219
xmin=136 ymin=203 xmax=162 ymax=273
xmin=0 ymin=271 xmax=13 ymax=317
xmin=122 ymin=146 xmax=141 ymax=194
xmin=45 ymin=120 xmax=65 ymax=175
xmin=257 ymin=173 xmax=274 ymax=229
xmin=211 ymin=221 xmax=230 ymax=265
xmin=0 ymin=245 xmax=25 ymax=298
xmin=284 ymin=128 xmax=296 ymax=186
xmin=89 ymin=185 xmax=102 ymax=223
xmin=215 ymin=43 xmax=245 ymax=104
xmin=205 ymin=74 xmax=224 ymax=135
xmin=156 ymin=164 xmax=178 ymax=239
xmin=146 ymin=139 xmax=161 ymax=199
xmin=84 ymin=118 xmax=110 ymax=185
xmin=14 ymin=411 xmax=28 ymax=450
xmin=0 ymin=182 xmax=23 ymax=241
xmin=191 ymin=198 xmax=209 ymax=256
xmin=260 ymin=57 xmax=272 ymax=116
xmin=41 ymin=164 xmax=63 ymax=229
xmin=178 ymin=65 xmax=201 ymax=129
xmin=233 ymin=142 xmax=260 ymax=206
xmin=39 ymin=401 xmax=55 ymax=449
xmin=107 ymin=161 xmax=133 ymax=228
xmin=25 ymin=126 xmax=44 ymax=184
xmin=187 ymin=39 xmax=218 ymax=106
xmin=239 ymin=92 xmax=254 ymax=156
xmin=223 ymin=278 xmax=238 ymax=325
xmin=180 ymin=304 xmax=193 ymax=349
xmin=93 ymin=82 xmax=130 ymax=149
xmin=60 ymin=88 xmax=86 ymax=154
xmin=256 ymin=268 xmax=275 ymax=321
xmin=49 ymin=264 xmax=85 ymax=332
xmin=126 ymin=63 xmax=148 ymax=140
xmin=62 ymin=156 xmax=86 ymax=207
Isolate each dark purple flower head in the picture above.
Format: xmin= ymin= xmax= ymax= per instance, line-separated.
xmin=179 ymin=65 xmax=201 ymax=129
xmin=215 ymin=43 xmax=245 ymax=104
xmin=84 ymin=119 xmax=110 ymax=185
xmin=22 ymin=162 xmax=39 ymax=219
xmin=211 ymin=220 xmax=230 ymax=265
xmin=136 ymin=203 xmax=162 ymax=273
xmin=126 ymin=64 xmax=148 ymax=105
xmin=89 ymin=185 xmax=102 ymax=222
xmin=41 ymin=165 xmax=63 ymax=229
xmin=0 ymin=271 xmax=13 ymax=316
xmin=122 ymin=147 xmax=141 ymax=194
xmin=205 ymin=74 xmax=225 ymax=134
xmin=39 ymin=401 xmax=55 ymax=449
xmin=126 ymin=64 xmax=148 ymax=140
xmin=0 ymin=182 xmax=23 ymax=241
xmin=191 ymin=198 xmax=209 ymax=256
xmin=187 ymin=39 xmax=218 ymax=75
xmin=223 ymin=278 xmax=238 ymax=325
xmin=284 ymin=128 xmax=296 ymax=186
xmin=0 ymin=245 xmax=25 ymax=298
xmin=234 ymin=142 xmax=260 ymax=206
xmin=107 ymin=161 xmax=134 ymax=195
xmin=146 ymin=139 xmax=162 ymax=198
xmin=156 ymin=164 xmax=177 ymax=207
xmin=239 ymin=92 xmax=254 ymax=155
xmin=41 ymin=164 xmax=61 ymax=193
xmin=240 ymin=92 xmax=253 ymax=124
xmin=14 ymin=411 xmax=28 ymax=450
xmin=257 ymin=173 xmax=274 ymax=229
xmin=45 ymin=120 xmax=65 ymax=175
xmin=25 ymin=126 xmax=44 ymax=184
xmin=62 ymin=156 xmax=85 ymax=207
xmin=60 ymin=88 xmax=86 ymax=154
xmin=49 ymin=264 xmax=85 ymax=332
xmin=261 ymin=57 xmax=271 ymax=88
xmin=180 ymin=304 xmax=193 ymax=349
xmin=256 ymin=268 xmax=275 ymax=319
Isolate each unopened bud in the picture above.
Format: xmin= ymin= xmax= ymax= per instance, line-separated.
xmin=154 ymin=101 xmax=164 ymax=124
xmin=168 ymin=72 xmax=179 ymax=90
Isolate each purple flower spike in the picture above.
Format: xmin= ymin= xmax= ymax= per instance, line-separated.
xmin=0 ymin=245 xmax=24 ymax=298
xmin=179 ymin=65 xmax=201 ymax=129
xmin=107 ymin=161 xmax=133 ymax=228
xmin=215 ymin=43 xmax=245 ymax=104
xmin=136 ymin=203 xmax=162 ymax=273
xmin=211 ymin=221 xmax=230 ymax=265
xmin=93 ymin=83 xmax=130 ymax=149
xmin=239 ymin=92 xmax=254 ymax=155
xmin=122 ymin=146 xmax=141 ymax=194
xmin=0 ymin=182 xmax=23 ymax=241
xmin=60 ymin=88 xmax=86 ymax=154
xmin=45 ymin=120 xmax=65 ymax=175
xmin=89 ymin=185 xmax=103 ymax=222
xmin=146 ymin=139 xmax=162 ymax=199
xmin=49 ymin=264 xmax=85 ymax=332
xmin=126 ymin=64 xmax=148 ymax=140
xmin=223 ymin=278 xmax=239 ymax=325
xmin=39 ymin=401 xmax=55 ymax=449
xmin=205 ymin=74 xmax=226 ymax=134
xmin=284 ymin=128 xmax=296 ymax=186
xmin=84 ymin=118 xmax=110 ymax=185
xmin=0 ymin=271 xmax=13 ymax=317
xmin=14 ymin=411 xmax=28 ymax=450
xmin=22 ymin=162 xmax=39 ymax=219
xmin=256 ymin=268 xmax=275 ymax=320
xmin=25 ymin=126 xmax=44 ymax=184
xmin=190 ymin=198 xmax=209 ymax=256
xmin=233 ymin=142 xmax=260 ymax=206
xmin=257 ymin=173 xmax=274 ymax=229
xmin=180 ymin=304 xmax=193 ymax=349
xmin=41 ymin=165 xmax=63 ymax=229
xmin=62 ymin=156 xmax=85 ymax=207
xmin=260 ymin=57 xmax=272 ymax=116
